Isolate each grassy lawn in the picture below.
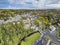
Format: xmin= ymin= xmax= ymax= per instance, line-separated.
xmin=57 ymin=28 xmax=60 ymax=38
xmin=21 ymin=33 xmax=41 ymax=45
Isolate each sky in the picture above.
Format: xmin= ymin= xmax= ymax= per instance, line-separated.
xmin=0 ymin=0 xmax=60 ymax=9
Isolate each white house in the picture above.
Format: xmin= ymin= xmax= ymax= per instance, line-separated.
xmin=49 ymin=25 xmax=56 ymax=33
xmin=0 ymin=20 xmax=4 ymax=24
xmin=31 ymin=25 xmax=40 ymax=30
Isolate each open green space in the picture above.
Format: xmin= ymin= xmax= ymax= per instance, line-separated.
xmin=57 ymin=28 xmax=60 ymax=38
xmin=21 ymin=33 xmax=41 ymax=45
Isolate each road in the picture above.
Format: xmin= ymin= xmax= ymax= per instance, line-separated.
xmin=45 ymin=30 xmax=60 ymax=43
xmin=35 ymin=30 xmax=60 ymax=45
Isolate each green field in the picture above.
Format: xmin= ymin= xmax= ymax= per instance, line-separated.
xmin=21 ymin=33 xmax=41 ymax=45
xmin=57 ymin=28 xmax=60 ymax=38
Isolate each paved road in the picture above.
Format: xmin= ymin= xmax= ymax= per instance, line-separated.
xmin=46 ymin=40 xmax=51 ymax=45
xmin=35 ymin=34 xmax=46 ymax=45
xmin=35 ymin=28 xmax=60 ymax=45
xmin=44 ymin=30 xmax=60 ymax=43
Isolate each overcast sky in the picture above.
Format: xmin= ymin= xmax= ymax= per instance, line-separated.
xmin=0 ymin=0 xmax=60 ymax=9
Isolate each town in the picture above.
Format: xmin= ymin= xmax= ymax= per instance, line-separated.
xmin=0 ymin=10 xmax=60 ymax=45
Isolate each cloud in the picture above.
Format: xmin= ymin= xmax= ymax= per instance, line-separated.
xmin=45 ymin=4 xmax=60 ymax=9
xmin=0 ymin=0 xmax=60 ymax=9
xmin=8 ymin=0 xmax=33 ymax=4
xmin=44 ymin=0 xmax=60 ymax=9
xmin=7 ymin=0 xmax=39 ymax=8
xmin=7 ymin=0 xmax=47 ymax=8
